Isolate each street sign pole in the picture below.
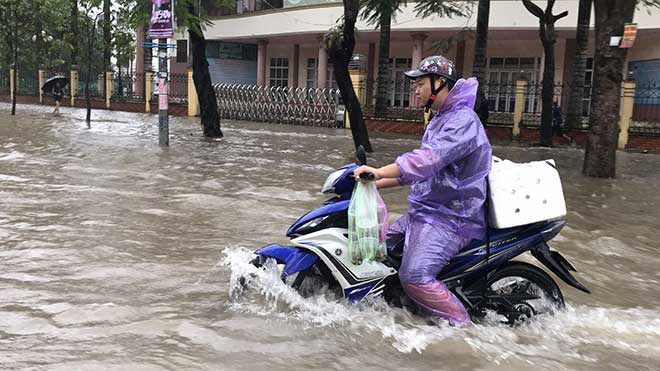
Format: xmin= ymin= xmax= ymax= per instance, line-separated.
xmin=149 ymin=0 xmax=174 ymax=146
xmin=158 ymin=38 xmax=169 ymax=146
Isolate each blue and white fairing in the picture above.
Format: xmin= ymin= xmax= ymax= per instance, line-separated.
xmin=259 ymin=163 xmax=396 ymax=301
xmin=286 ymin=163 xmax=357 ymax=237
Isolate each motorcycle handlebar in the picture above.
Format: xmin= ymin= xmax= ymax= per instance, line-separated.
xmin=350 ymin=172 xmax=376 ymax=182
xmin=359 ymin=172 xmax=376 ymax=181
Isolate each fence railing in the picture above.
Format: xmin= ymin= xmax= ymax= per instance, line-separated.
xmin=17 ymin=72 xmax=39 ymax=96
xmin=113 ymin=72 xmax=142 ymax=101
xmin=630 ymin=82 xmax=660 ymax=135
xmin=2 ymin=67 xmax=659 ymax=136
xmin=214 ymin=84 xmax=342 ymax=127
xmin=361 ymin=81 xmax=660 ymax=135
xmin=78 ymin=77 xmax=101 ymax=98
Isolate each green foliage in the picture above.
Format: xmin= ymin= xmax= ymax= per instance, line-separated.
xmin=324 ymin=17 xmax=347 ymax=51
xmin=413 ymin=0 xmax=473 ymax=19
xmin=360 ymin=0 xmax=471 ymax=29
xmin=123 ymin=0 xmax=234 ymax=37
xmin=115 ymin=0 xmax=135 ymax=69
xmin=360 ymin=0 xmax=406 ymax=26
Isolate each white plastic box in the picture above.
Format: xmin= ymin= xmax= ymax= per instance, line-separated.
xmin=488 ymin=157 xmax=567 ymax=229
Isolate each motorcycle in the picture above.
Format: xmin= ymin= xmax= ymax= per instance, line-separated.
xmin=249 ymin=147 xmax=590 ymax=325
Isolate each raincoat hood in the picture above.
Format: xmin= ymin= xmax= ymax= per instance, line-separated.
xmin=438 ymin=77 xmax=478 ymax=114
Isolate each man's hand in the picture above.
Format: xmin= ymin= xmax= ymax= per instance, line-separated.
xmin=353 ymin=165 xmax=380 ymax=183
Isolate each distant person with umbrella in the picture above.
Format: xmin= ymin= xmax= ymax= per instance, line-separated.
xmin=42 ymin=75 xmax=69 ymax=114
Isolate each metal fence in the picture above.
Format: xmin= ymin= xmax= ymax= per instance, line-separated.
xmin=631 ymin=82 xmax=660 ymax=135
xmin=363 ymin=105 xmax=425 ymax=122
xmin=169 ymin=73 xmax=188 ymax=104
xmin=78 ymin=77 xmax=100 ymax=98
xmin=17 ymin=71 xmax=39 ymax=96
xmin=0 ymin=70 xmax=8 ymax=94
xmin=214 ymin=84 xmax=342 ymax=127
xmin=113 ymin=72 xmax=142 ymax=101
xmin=512 ymin=82 xmax=660 ymax=135
xmin=359 ymin=80 xmax=660 ymax=136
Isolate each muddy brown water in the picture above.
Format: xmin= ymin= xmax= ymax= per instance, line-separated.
xmin=1 ymin=103 xmax=659 ymax=370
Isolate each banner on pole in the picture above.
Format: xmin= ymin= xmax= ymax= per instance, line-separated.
xmin=620 ymin=23 xmax=638 ymax=49
xmin=148 ymin=0 xmax=174 ymax=39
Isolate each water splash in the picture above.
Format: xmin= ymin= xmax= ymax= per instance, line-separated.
xmin=222 ymin=246 xmax=660 ymax=360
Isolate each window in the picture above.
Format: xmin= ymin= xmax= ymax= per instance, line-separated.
xmin=206 ymin=42 xmax=219 ymax=59
xmin=388 ymin=58 xmax=412 ymax=107
xmin=305 ymin=58 xmax=337 ymax=89
xmin=176 ymin=40 xmax=188 ymax=63
xmin=269 ymin=57 xmax=289 ymax=87
xmin=306 ymin=58 xmax=317 ymax=89
xmin=205 ymin=41 xmax=257 ymax=61
xmin=486 ymin=56 xmax=540 ymax=112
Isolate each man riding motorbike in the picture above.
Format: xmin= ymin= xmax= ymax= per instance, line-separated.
xmin=353 ymin=55 xmax=492 ymax=326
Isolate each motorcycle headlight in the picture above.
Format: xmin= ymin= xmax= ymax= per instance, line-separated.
xmin=321 ymin=168 xmax=346 ymax=194
xmin=299 ymin=215 xmax=329 ymax=231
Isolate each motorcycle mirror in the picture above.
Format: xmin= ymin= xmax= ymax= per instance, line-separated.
xmin=356 ymin=145 xmax=367 ymax=166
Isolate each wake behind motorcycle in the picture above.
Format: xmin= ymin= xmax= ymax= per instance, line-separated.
xmin=248 ymin=147 xmax=590 ymax=325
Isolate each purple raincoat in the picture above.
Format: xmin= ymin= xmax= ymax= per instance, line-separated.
xmin=387 ymin=77 xmax=492 ymax=325
xmin=395 ymin=77 xmax=492 ymax=241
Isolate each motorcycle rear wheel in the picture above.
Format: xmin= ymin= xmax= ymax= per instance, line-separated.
xmin=483 ymin=262 xmax=564 ymax=325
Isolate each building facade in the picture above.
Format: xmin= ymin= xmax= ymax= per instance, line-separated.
xmin=156 ymin=0 xmax=660 ymax=119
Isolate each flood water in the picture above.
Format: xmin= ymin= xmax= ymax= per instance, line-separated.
xmin=1 ymin=103 xmax=659 ymax=370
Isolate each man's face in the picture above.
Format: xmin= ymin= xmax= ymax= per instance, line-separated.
xmin=414 ymin=76 xmax=445 ymax=107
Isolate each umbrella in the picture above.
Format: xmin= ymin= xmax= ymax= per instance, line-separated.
xmin=41 ymin=76 xmax=69 ymax=92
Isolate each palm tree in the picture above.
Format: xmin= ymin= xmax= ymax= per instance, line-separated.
xmin=363 ymin=1 xmax=470 ymax=119
xmin=187 ymin=0 xmax=224 ymax=137
xmin=361 ymin=0 xmax=403 ymax=118
xmin=565 ymin=0 xmax=592 ymax=129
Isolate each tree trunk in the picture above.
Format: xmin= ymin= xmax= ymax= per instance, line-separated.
xmin=117 ymin=59 xmax=122 ymax=97
xmin=86 ymin=20 xmax=94 ymax=123
xmin=329 ymin=0 xmax=372 ymax=152
xmin=540 ymin=41 xmax=555 ymax=146
xmin=189 ymin=27 xmax=223 ymax=138
xmin=11 ymin=2 xmax=17 ymax=116
xmin=565 ymin=0 xmax=592 ymax=129
xmin=70 ymin=0 xmax=79 ymax=65
xmin=374 ymin=7 xmax=392 ymax=117
xmin=103 ymin=0 xmax=111 ymax=98
xmin=472 ymin=0 xmax=490 ymax=127
xmin=522 ymin=0 xmax=568 ymax=147
xmin=583 ymin=0 xmax=635 ymax=178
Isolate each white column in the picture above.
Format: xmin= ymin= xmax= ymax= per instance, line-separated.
xmin=410 ymin=33 xmax=427 ymax=107
xmin=257 ymin=40 xmax=268 ymax=86
xmin=317 ymin=38 xmax=328 ymax=89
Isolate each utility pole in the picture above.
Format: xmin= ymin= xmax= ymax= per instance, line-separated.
xmin=158 ymin=38 xmax=169 ymax=146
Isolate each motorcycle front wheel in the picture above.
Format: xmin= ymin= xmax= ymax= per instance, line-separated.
xmin=250 ymin=254 xmax=341 ymax=298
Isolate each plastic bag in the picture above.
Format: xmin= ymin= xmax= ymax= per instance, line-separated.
xmin=348 ymin=182 xmax=388 ymax=265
